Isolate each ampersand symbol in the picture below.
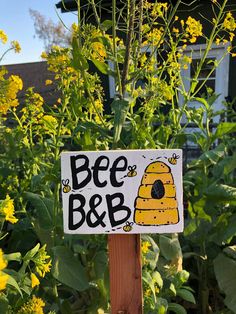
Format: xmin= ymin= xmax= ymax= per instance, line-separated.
xmin=86 ymin=194 xmax=106 ymax=228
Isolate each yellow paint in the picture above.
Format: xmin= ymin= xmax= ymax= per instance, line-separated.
xmin=134 ymin=209 xmax=179 ymax=225
xmin=135 ymin=197 xmax=177 ymax=210
xmin=145 ymin=161 xmax=170 ymax=173
xmin=134 ymin=161 xmax=179 ymax=226
xmin=138 ymin=184 xmax=176 ymax=198
xmin=141 ymin=173 xmax=174 ymax=185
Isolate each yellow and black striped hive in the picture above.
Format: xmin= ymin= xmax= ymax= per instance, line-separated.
xmin=134 ymin=161 xmax=179 ymax=226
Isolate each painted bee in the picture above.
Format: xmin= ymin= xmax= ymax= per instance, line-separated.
xmin=62 ymin=179 xmax=71 ymax=193
xmin=127 ymin=165 xmax=137 ymax=177
xmin=168 ymin=153 xmax=180 ymax=165
xmin=123 ymin=221 xmax=134 ymax=232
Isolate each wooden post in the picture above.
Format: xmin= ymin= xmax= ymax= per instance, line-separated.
xmin=108 ymin=234 xmax=143 ymax=314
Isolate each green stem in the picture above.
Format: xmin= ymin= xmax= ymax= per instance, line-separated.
xmin=10 ymin=109 xmax=23 ymax=128
xmin=126 ymin=0 xmax=182 ymax=85
xmin=112 ymin=0 xmax=122 ymax=97
xmin=90 ymin=0 xmax=103 ymax=32
xmin=0 ymin=48 xmax=13 ymax=63
xmin=121 ymin=0 xmax=135 ymax=97
xmin=77 ymin=0 xmax=82 ymax=48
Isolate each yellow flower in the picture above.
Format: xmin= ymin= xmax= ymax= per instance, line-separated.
xmin=17 ymin=295 xmax=45 ymax=314
xmin=0 ymin=73 xmax=23 ymax=114
xmin=71 ymin=22 xmax=78 ymax=37
xmin=0 ymin=249 xmax=8 ymax=291
xmin=45 ymin=79 xmax=52 ymax=86
xmin=0 ymin=29 xmax=7 ymax=44
xmin=41 ymin=51 xmax=48 ymax=59
xmin=151 ymin=2 xmax=168 ymax=17
xmin=143 ymin=0 xmax=152 ymax=10
xmin=229 ymin=32 xmax=235 ymax=42
xmin=141 ymin=241 xmax=151 ymax=254
xmin=144 ymin=28 xmax=164 ymax=45
xmin=41 ymin=115 xmax=58 ymax=132
xmin=11 ymin=40 xmax=21 ymax=53
xmin=185 ymin=16 xmax=202 ymax=43
xmin=223 ymin=12 xmax=236 ymax=32
xmin=0 ymin=250 xmax=7 ymax=272
xmin=172 ymin=27 xmax=179 ymax=34
xmin=91 ymin=42 xmax=107 ymax=61
xmin=0 ymin=195 xmax=18 ymax=224
xmin=144 ymin=288 xmax=151 ymax=297
xmin=0 ymin=272 xmax=8 ymax=291
xmin=34 ymin=245 xmax=52 ymax=278
xmin=31 ymin=273 xmax=40 ymax=288
xmin=94 ymin=99 xmax=103 ymax=112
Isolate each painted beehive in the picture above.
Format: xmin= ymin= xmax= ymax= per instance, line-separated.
xmin=134 ymin=161 xmax=179 ymax=226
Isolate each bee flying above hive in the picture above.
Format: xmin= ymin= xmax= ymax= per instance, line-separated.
xmin=134 ymin=161 xmax=179 ymax=226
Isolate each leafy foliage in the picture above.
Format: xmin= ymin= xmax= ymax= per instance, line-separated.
xmin=0 ymin=0 xmax=236 ymax=313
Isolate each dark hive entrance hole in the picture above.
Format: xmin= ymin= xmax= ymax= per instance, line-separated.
xmin=151 ymin=180 xmax=165 ymax=199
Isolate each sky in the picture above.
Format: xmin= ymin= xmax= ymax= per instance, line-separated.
xmin=0 ymin=0 xmax=77 ymax=65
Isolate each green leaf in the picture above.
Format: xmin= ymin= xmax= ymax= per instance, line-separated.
xmin=215 ymin=122 xmax=236 ymax=138
xmin=159 ymin=235 xmax=182 ymax=261
xmin=152 ymin=271 xmax=163 ymax=289
xmin=156 ymin=298 xmax=168 ymax=314
xmin=142 ymin=270 xmax=157 ymax=302
xmin=4 ymin=252 xmax=21 ymax=262
xmin=91 ymin=58 xmax=109 ymax=74
xmin=71 ymin=37 xmax=88 ymax=71
xmin=52 ymin=246 xmax=89 ymax=292
xmin=142 ymin=235 xmax=159 ymax=270
xmin=189 ymin=143 xmax=225 ymax=169
xmin=212 ymin=154 xmax=236 ymax=178
xmin=205 ymin=184 xmax=236 ymax=202
xmin=5 ymin=272 xmax=23 ymax=297
xmin=0 ymin=296 xmax=8 ymax=314
xmin=94 ymin=251 xmax=108 ymax=280
xmin=111 ymin=99 xmax=129 ymax=144
xmin=24 ymin=192 xmax=53 ymax=228
xmin=75 ymin=121 xmax=112 ymax=139
xmin=170 ymin=283 xmax=176 ymax=295
xmin=223 ymin=246 xmax=236 ymax=261
xmin=176 ymin=288 xmax=196 ymax=304
xmin=192 ymin=97 xmax=209 ymax=110
xmin=101 ymin=20 xmax=113 ymax=31
xmin=23 ymin=243 xmax=40 ymax=260
xmin=214 ymin=253 xmax=236 ymax=313
xmin=168 ymin=303 xmax=187 ymax=314
xmin=210 ymin=214 xmax=236 ymax=245
xmin=24 ymin=192 xmax=54 ymax=248
xmin=60 ymin=300 xmax=73 ymax=314
xmin=174 ymin=270 xmax=190 ymax=285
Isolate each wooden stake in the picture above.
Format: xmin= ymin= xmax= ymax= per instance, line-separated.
xmin=108 ymin=234 xmax=143 ymax=314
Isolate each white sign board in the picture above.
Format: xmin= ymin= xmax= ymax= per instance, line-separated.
xmin=61 ymin=149 xmax=183 ymax=234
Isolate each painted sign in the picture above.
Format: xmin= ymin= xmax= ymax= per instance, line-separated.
xmin=61 ymin=149 xmax=183 ymax=234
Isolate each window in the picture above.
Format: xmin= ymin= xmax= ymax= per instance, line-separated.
xmin=180 ymin=43 xmax=230 ymax=157
xmin=181 ymin=43 xmax=230 ymax=124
